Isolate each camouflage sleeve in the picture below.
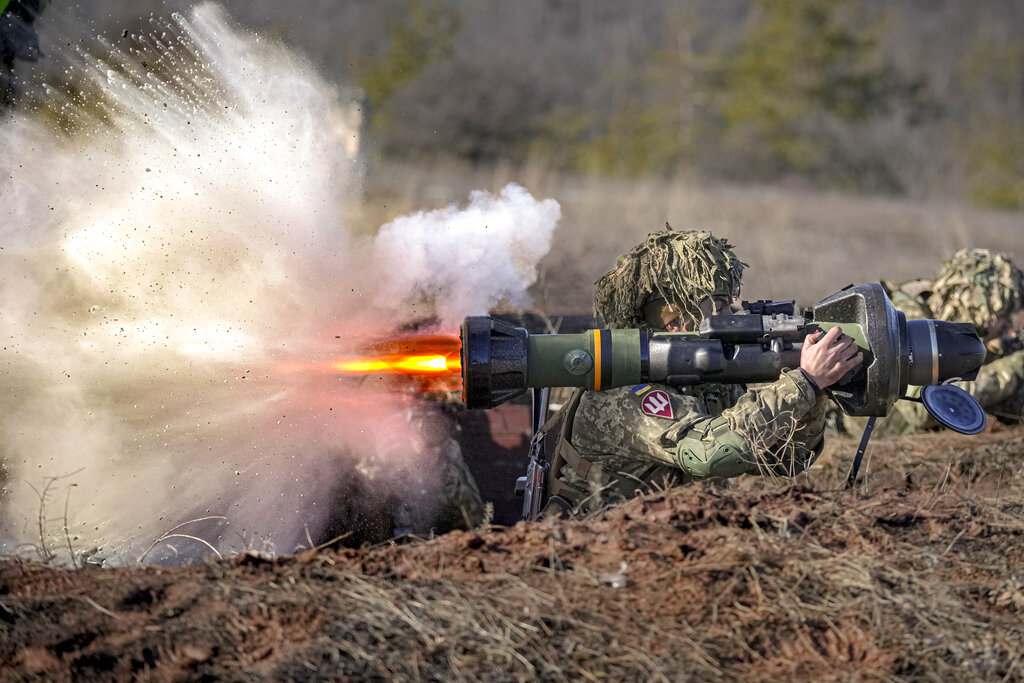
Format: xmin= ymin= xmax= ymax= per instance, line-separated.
xmin=973 ymin=350 xmax=1024 ymax=409
xmin=571 ymin=387 xmax=709 ymax=469
xmin=571 ymin=370 xmax=825 ymax=481
xmin=721 ymin=369 xmax=823 ymax=452
xmin=670 ymin=370 xmax=825 ymax=479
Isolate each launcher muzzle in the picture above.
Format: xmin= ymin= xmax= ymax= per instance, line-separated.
xmin=461 ymin=283 xmax=986 ymax=418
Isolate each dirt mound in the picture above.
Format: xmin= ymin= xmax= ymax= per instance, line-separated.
xmin=3 ymin=428 xmax=1024 ymax=681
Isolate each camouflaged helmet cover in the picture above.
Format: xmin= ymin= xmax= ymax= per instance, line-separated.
xmin=926 ymin=248 xmax=1024 ymax=335
xmin=594 ymin=226 xmax=747 ymax=328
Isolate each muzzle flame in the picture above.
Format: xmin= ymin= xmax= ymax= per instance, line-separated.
xmin=326 ymin=334 xmax=462 ymax=391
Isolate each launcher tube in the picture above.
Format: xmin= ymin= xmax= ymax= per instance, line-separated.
xmin=523 ymin=330 xmax=805 ymax=391
xmin=526 ymin=329 xmax=644 ymax=390
xmin=460 ymin=283 xmax=986 ymax=415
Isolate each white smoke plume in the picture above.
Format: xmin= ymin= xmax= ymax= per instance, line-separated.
xmin=373 ymin=185 xmax=560 ymax=330
xmin=0 ymin=5 xmax=560 ymax=564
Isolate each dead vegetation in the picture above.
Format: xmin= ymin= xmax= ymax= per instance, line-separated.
xmin=3 ymin=427 xmax=1024 ymax=681
xmin=359 ymin=159 xmax=1022 ymax=315
xmin=2 ymin=161 xmax=1021 ymax=679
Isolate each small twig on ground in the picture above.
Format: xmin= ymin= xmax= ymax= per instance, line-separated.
xmin=25 ymin=481 xmax=53 ymax=564
xmin=313 ymin=531 xmax=354 ymax=552
xmin=80 ymin=595 xmax=120 ymax=620
xmin=155 ymin=534 xmax=223 ymax=560
xmin=137 ymin=515 xmax=227 ymax=565
xmin=941 ymin=529 xmax=967 ymax=556
xmin=63 ymin=486 xmax=78 ymax=570
xmin=25 ymin=468 xmax=85 ymax=565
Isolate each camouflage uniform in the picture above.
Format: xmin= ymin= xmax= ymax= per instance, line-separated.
xmin=845 ymin=249 xmax=1024 ymax=436
xmin=393 ymin=405 xmax=486 ymax=535
xmin=431 ymin=434 xmax=486 ymax=532
xmin=540 ymin=228 xmax=830 ymax=518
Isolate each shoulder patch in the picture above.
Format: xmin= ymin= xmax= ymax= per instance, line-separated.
xmin=640 ymin=389 xmax=674 ymax=419
xmin=631 ymin=384 xmax=651 ymax=396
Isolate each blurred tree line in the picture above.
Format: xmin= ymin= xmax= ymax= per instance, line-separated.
xmin=18 ymin=0 xmax=1024 ymax=207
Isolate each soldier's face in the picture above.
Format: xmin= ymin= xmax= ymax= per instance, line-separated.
xmin=644 ymin=296 xmax=731 ymax=332
xmin=986 ymin=313 xmax=1013 ymax=338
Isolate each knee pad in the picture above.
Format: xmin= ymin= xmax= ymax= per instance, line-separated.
xmin=675 ymin=418 xmax=753 ymax=479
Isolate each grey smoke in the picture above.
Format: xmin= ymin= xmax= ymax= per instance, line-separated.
xmin=0 ymin=4 xmax=560 ymax=564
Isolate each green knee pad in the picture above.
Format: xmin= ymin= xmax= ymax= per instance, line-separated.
xmin=675 ymin=419 xmax=752 ymax=479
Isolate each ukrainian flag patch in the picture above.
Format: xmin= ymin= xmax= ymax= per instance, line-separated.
xmin=631 ymin=384 xmax=651 ymax=396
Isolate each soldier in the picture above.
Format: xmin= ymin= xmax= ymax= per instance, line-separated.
xmin=322 ymin=402 xmax=486 ymax=547
xmin=537 ymin=228 xmax=863 ymax=518
xmin=846 ymin=248 xmax=1024 ymax=435
xmin=390 ymin=401 xmax=486 ymax=536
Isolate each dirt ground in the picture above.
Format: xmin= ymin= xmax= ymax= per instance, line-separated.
xmin=3 ymin=426 xmax=1024 ymax=682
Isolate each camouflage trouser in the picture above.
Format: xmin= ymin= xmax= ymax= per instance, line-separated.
xmin=974 ymin=350 xmax=1024 ymax=424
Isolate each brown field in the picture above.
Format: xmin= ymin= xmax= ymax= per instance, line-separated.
xmin=6 ymin=0 xmax=1024 ymax=676
xmin=360 ymin=160 xmax=1023 ymax=314
xmin=3 ymin=426 xmax=1024 ymax=681
xmin=3 ymin=166 xmax=1023 ymax=681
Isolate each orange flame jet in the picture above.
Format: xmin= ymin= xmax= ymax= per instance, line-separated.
xmin=325 ymin=334 xmax=462 ymax=392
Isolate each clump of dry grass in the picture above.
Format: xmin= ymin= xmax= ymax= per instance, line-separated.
xmin=265 ymin=568 xmax=716 ymax=681
xmin=796 ymin=428 xmax=1024 ymax=498
xmin=5 ymin=464 xmax=1024 ymax=680
xmin=283 ymin=482 xmax=1024 ymax=680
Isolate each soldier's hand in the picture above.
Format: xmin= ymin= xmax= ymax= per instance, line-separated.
xmin=801 ymin=326 xmax=864 ymax=390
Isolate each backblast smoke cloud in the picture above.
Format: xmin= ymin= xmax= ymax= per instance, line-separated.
xmin=0 ymin=4 xmax=561 ymax=564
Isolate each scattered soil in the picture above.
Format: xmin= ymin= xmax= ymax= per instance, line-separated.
xmin=3 ymin=427 xmax=1024 ymax=682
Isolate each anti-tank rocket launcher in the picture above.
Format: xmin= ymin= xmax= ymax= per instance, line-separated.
xmin=461 ymin=283 xmax=987 ymax=427
xmin=463 ymin=283 xmax=988 ymax=516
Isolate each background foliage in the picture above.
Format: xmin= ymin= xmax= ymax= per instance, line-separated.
xmin=17 ymin=0 xmax=1024 ymax=208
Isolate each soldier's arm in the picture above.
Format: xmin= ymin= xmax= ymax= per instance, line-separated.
xmin=571 ymin=373 xmax=825 ymax=480
xmin=673 ymin=324 xmax=862 ymax=479
xmin=672 ymin=370 xmax=826 ymax=479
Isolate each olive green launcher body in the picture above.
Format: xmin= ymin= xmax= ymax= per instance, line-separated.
xmin=461 ymin=284 xmax=986 ymax=418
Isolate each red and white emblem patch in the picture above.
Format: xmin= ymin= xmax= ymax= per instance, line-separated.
xmin=640 ymin=390 xmax=674 ymax=419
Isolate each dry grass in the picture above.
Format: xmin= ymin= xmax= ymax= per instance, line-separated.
xmin=794 ymin=428 xmax=1024 ymax=499
xmin=5 ymin=159 xmax=1024 ymax=680
xmin=359 ymin=159 xmax=1022 ymax=315
xmin=254 ymin=479 xmax=1024 ymax=680
xmin=5 ymin=431 xmax=1024 ymax=680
